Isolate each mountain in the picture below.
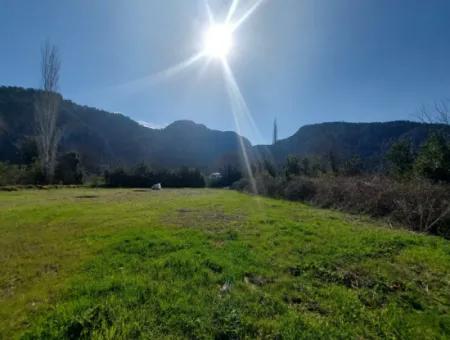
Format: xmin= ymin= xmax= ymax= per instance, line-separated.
xmin=0 ymin=86 xmax=250 ymax=172
xmin=1 ymin=86 xmax=448 ymax=172
xmin=255 ymin=121 xmax=450 ymax=168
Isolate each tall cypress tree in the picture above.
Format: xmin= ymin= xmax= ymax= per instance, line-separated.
xmin=273 ymin=118 xmax=278 ymax=145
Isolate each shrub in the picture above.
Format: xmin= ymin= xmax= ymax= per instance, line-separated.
xmin=0 ymin=163 xmax=23 ymax=186
xmin=283 ymin=177 xmax=317 ymax=201
xmin=235 ymin=174 xmax=450 ymax=238
xmin=0 ymin=161 xmax=45 ymax=186
xmin=386 ymin=139 xmax=415 ymax=178
xmin=230 ymin=178 xmax=250 ymax=191
xmin=390 ymin=180 xmax=450 ymax=236
xmin=414 ymin=133 xmax=450 ymax=182
xmin=311 ymin=176 xmax=450 ymax=236
xmin=254 ymin=172 xmax=284 ymax=197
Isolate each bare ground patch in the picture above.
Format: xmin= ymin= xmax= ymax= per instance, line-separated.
xmin=162 ymin=207 xmax=246 ymax=232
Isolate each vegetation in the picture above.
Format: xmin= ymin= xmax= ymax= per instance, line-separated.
xmin=104 ymin=165 xmax=205 ymax=188
xmin=233 ymin=132 xmax=450 ymax=238
xmin=34 ymin=41 xmax=61 ymax=183
xmin=414 ymin=133 xmax=450 ymax=182
xmin=0 ymin=152 xmax=82 ymax=186
xmin=236 ymin=175 xmax=450 ymax=237
xmin=255 ymin=120 xmax=450 ymax=167
xmin=1 ymin=26 xmax=448 ymax=339
xmin=2 ymin=86 xmax=450 ymax=175
xmin=207 ymin=165 xmax=242 ymax=188
xmin=0 ymin=162 xmax=43 ymax=186
xmin=386 ymin=138 xmax=415 ymax=178
xmin=1 ymin=188 xmax=449 ymax=338
xmin=0 ymin=87 xmax=250 ymax=172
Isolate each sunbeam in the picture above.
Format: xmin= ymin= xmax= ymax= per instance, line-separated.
xmin=150 ymin=52 xmax=205 ymax=83
xmin=221 ymin=60 xmax=266 ymax=144
xmin=231 ymin=0 xmax=265 ymax=32
xmin=112 ymin=0 xmax=267 ymax=186
xmin=221 ymin=59 xmax=258 ymax=194
xmin=112 ymin=52 xmax=204 ymax=94
xmin=226 ymin=0 xmax=240 ymax=23
xmin=204 ymin=0 xmax=215 ymax=24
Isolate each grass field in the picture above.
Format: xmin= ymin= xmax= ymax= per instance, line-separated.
xmin=0 ymin=188 xmax=449 ymax=339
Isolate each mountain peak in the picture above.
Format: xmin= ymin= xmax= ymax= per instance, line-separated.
xmin=165 ymin=120 xmax=207 ymax=130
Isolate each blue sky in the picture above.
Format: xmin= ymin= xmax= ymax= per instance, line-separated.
xmin=1 ymin=0 xmax=450 ymax=144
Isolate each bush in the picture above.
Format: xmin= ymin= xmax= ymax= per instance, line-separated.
xmin=283 ymin=177 xmax=317 ymax=201
xmin=0 ymin=161 xmax=45 ymax=186
xmin=390 ymin=180 xmax=450 ymax=236
xmin=254 ymin=172 xmax=284 ymax=197
xmin=235 ymin=174 xmax=450 ymax=238
xmin=312 ymin=176 xmax=450 ymax=236
xmin=414 ymin=133 xmax=450 ymax=182
xmin=230 ymin=178 xmax=249 ymax=191
xmin=0 ymin=163 xmax=24 ymax=186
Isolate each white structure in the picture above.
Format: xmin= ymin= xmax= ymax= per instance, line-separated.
xmin=209 ymin=172 xmax=222 ymax=180
xmin=152 ymin=183 xmax=162 ymax=190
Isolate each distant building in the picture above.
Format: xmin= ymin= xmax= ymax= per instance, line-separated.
xmin=209 ymin=172 xmax=222 ymax=180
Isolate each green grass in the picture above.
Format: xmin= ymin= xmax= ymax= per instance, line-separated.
xmin=0 ymin=188 xmax=449 ymax=339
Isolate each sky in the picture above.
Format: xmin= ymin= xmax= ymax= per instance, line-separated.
xmin=1 ymin=0 xmax=450 ymax=144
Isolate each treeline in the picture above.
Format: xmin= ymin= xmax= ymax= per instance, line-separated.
xmin=0 ymin=136 xmax=243 ymax=188
xmin=104 ymin=164 xmax=243 ymax=188
xmin=256 ymin=131 xmax=449 ymax=182
xmin=234 ymin=132 xmax=450 ymax=238
xmin=104 ymin=165 xmax=205 ymax=188
xmin=0 ymin=152 xmax=82 ymax=186
xmin=0 ymin=160 xmax=244 ymax=189
xmin=387 ymin=133 xmax=450 ymax=182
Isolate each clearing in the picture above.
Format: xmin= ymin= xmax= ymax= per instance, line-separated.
xmin=0 ymin=188 xmax=449 ymax=338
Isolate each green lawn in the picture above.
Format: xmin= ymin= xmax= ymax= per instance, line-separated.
xmin=0 ymin=188 xmax=449 ymax=339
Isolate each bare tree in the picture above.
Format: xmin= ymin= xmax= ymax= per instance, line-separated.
xmin=434 ymin=100 xmax=450 ymax=125
xmin=35 ymin=41 xmax=61 ymax=183
xmin=417 ymin=100 xmax=450 ymax=125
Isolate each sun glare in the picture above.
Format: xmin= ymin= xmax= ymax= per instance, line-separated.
xmin=132 ymin=0 xmax=266 ymax=193
xmin=204 ymin=24 xmax=233 ymax=58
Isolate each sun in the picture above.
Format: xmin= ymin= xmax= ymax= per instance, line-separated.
xmin=203 ymin=24 xmax=233 ymax=59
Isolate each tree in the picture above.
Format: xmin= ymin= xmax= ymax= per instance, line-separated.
xmin=386 ymin=139 xmax=415 ymax=178
xmin=414 ymin=133 xmax=450 ymax=182
xmin=326 ymin=150 xmax=339 ymax=175
xmin=35 ymin=40 xmax=61 ymax=183
xmin=273 ymin=118 xmax=278 ymax=145
xmin=263 ymin=159 xmax=277 ymax=177
xmin=301 ymin=157 xmax=311 ymax=176
xmin=342 ymin=155 xmax=363 ymax=176
xmin=417 ymin=101 xmax=450 ymax=126
xmin=54 ymin=152 xmax=83 ymax=184
xmin=285 ymin=155 xmax=300 ymax=178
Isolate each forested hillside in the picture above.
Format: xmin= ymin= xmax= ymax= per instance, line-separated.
xmin=1 ymin=86 xmax=449 ymax=173
xmin=255 ymin=121 xmax=450 ymax=170
xmin=0 ymin=87 xmax=250 ymax=172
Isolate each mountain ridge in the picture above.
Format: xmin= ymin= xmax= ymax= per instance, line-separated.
xmin=1 ymin=86 xmax=448 ymax=172
xmin=0 ymin=86 xmax=251 ymax=171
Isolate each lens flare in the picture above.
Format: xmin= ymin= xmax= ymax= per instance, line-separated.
xmin=122 ymin=0 xmax=267 ymax=195
xmin=221 ymin=59 xmax=258 ymax=194
xmin=204 ymin=24 xmax=233 ymax=58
